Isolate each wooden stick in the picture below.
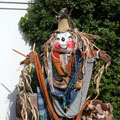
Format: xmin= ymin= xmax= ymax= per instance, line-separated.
xmin=29 ymin=43 xmax=35 ymax=73
xmin=32 ymin=43 xmax=36 ymax=51
xmin=12 ymin=49 xmax=29 ymax=58
xmin=52 ymin=9 xmax=58 ymax=14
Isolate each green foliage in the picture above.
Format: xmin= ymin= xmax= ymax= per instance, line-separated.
xmin=19 ymin=0 xmax=120 ymax=119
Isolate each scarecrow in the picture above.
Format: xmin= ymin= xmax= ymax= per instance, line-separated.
xmin=20 ymin=8 xmax=113 ymax=120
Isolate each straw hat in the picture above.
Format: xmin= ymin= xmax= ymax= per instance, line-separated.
xmin=56 ymin=18 xmax=71 ymax=32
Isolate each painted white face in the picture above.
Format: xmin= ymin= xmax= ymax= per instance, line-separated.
xmin=51 ymin=32 xmax=75 ymax=53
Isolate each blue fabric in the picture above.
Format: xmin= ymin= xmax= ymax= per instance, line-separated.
xmin=64 ymin=50 xmax=82 ymax=92
xmin=64 ymin=50 xmax=83 ymax=105
xmin=37 ymin=86 xmax=47 ymax=120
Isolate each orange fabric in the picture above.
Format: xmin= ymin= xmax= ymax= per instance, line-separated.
xmin=33 ymin=52 xmax=60 ymax=120
xmin=51 ymin=51 xmax=74 ymax=76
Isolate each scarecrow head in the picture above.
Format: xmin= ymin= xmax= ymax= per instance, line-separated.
xmin=50 ymin=32 xmax=75 ymax=53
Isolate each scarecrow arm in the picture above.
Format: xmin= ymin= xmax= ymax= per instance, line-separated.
xmin=83 ymin=50 xmax=99 ymax=59
xmin=83 ymin=50 xmax=111 ymax=64
xmin=20 ymin=43 xmax=36 ymax=66
xmin=20 ymin=51 xmax=35 ymax=65
xmin=12 ymin=49 xmax=33 ymax=65
xmin=99 ymin=50 xmax=111 ymax=64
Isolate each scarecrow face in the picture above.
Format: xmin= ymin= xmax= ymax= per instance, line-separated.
xmin=51 ymin=32 xmax=75 ymax=53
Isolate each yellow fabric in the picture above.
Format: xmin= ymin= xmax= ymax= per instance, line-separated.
xmin=75 ymin=80 xmax=83 ymax=89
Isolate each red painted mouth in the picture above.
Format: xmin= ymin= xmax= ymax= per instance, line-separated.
xmin=59 ymin=45 xmax=68 ymax=49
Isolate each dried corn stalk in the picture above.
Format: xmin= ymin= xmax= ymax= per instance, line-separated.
xmin=17 ymin=66 xmax=39 ymax=120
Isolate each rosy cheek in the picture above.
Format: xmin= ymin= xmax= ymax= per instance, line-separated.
xmin=54 ymin=42 xmax=61 ymax=51
xmin=67 ymin=40 xmax=75 ymax=48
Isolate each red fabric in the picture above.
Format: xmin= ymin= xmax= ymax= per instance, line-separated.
xmin=83 ymin=50 xmax=97 ymax=58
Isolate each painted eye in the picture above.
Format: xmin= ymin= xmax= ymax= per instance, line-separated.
xmin=68 ymin=36 xmax=72 ymax=40
xmin=57 ymin=38 xmax=60 ymax=41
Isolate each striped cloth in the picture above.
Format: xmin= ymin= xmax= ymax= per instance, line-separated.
xmin=64 ymin=50 xmax=82 ymax=94
xmin=37 ymin=86 xmax=47 ymax=120
xmin=63 ymin=49 xmax=83 ymax=108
